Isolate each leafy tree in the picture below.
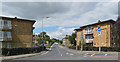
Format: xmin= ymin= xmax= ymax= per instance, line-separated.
xmin=37 ymin=32 xmax=62 ymax=46
xmin=79 ymin=40 xmax=86 ymax=47
xmin=59 ymin=40 xmax=63 ymax=44
xmin=68 ymin=32 xmax=77 ymax=46
xmin=37 ymin=32 xmax=50 ymax=46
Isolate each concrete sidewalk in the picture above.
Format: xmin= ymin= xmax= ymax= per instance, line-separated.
xmin=59 ymin=45 xmax=118 ymax=55
xmin=1 ymin=50 xmax=48 ymax=60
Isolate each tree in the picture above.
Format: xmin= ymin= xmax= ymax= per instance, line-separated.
xmin=37 ymin=32 xmax=50 ymax=46
xmin=68 ymin=32 xmax=77 ymax=46
xmin=79 ymin=40 xmax=86 ymax=47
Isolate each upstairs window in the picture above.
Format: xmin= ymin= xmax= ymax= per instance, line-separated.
xmin=0 ymin=20 xmax=11 ymax=29
xmin=118 ymin=34 xmax=120 ymax=39
xmin=111 ymin=23 xmax=113 ymax=28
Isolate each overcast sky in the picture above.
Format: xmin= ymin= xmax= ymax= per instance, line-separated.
xmin=1 ymin=1 xmax=118 ymax=40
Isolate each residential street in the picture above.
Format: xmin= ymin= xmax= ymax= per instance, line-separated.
xmin=13 ymin=44 xmax=118 ymax=60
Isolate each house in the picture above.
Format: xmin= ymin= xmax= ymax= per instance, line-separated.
xmin=62 ymin=35 xmax=71 ymax=46
xmin=116 ymin=16 xmax=120 ymax=47
xmin=0 ymin=16 xmax=36 ymax=48
xmin=75 ymin=19 xmax=119 ymax=47
xmin=33 ymin=33 xmax=39 ymax=46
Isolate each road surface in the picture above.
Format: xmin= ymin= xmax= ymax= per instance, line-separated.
xmin=13 ymin=44 xmax=118 ymax=60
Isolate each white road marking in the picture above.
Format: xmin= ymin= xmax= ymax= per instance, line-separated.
xmin=61 ymin=54 xmax=63 ymax=56
xmin=70 ymin=54 xmax=74 ymax=55
xmin=85 ymin=53 xmax=88 ymax=55
xmin=66 ymin=53 xmax=69 ymax=54
xmin=105 ymin=54 xmax=108 ymax=56
xmin=84 ymin=56 xmax=87 ymax=57
xmin=91 ymin=53 xmax=95 ymax=56
xmin=56 ymin=45 xmax=63 ymax=56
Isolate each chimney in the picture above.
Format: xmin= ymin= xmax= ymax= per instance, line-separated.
xmin=98 ymin=20 xmax=101 ymax=23
xmin=15 ymin=17 xmax=17 ymax=19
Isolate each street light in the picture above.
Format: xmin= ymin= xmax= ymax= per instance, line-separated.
xmin=41 ymin=17 xmax=50 ymax=48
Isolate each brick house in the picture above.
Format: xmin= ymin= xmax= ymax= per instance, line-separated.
xmin=116 ymin=16 xmax=120 ymax=47
xmin=0 ymin=16 xmax=36 ymax=48
xmin=75 ymin=19 xmax=119 ymax=47
xmin=62 ymin=35 xmax=71 ymax=46
xmin=32 ymin=33 xmax=39 ymax=46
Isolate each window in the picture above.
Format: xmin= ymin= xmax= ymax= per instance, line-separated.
xmin=118 ymin=34 xmax=120 ymax=39
xmin=0 ymin=31 xmax=12 ymax=41
xmin=86 ymin=35 xmax=93 ymax=39
xmin=0 ymin=31 xmax=3 ymax=41
xmin=90 ymin=27 xmax=93 ymax=31
xmin=80 ymin=32 xmax=83 ymax=40
xmin=111 ymin=33 xmax=114 ymax=38
xmin=4 ymin=21 xmax=8 ymax=26
xmin=111 ymin=23 xmax=113 ymax=28
xmin=7 ymin=43 xmax=11 ymax=48
xmin=0 ymin=20 xmax=11 ymax=29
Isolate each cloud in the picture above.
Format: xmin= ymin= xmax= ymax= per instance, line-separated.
xmin=47 ymin=27 xmax=75 ymax=40
xmin=1 ymin=2 xmax=118 ymax=39
xmin=2 ymin=2 xmax=118 ymax=28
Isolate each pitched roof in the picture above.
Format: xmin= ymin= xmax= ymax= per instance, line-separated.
xmin=0 ymin=16 xmax=36 ymax=23
xmin=75 ymin=19 xmax=115 ymax=31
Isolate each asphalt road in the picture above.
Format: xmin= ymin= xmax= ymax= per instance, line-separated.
xmin=14 ymin=44 xmax=118 ymax=60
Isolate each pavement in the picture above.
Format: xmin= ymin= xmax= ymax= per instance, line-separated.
xmin=0 ymin=43 xmax=55 ymax=60
xmin=60 ymin=45 xmax=118 ymax=54
xmin=7 ymin=44 xmax=118 ymax=60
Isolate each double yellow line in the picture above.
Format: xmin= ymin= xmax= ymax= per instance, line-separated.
xmin=41 ymin=51 xmax=49 ymax=55
xmin=41 ymin=43 xmax=55 ymax=56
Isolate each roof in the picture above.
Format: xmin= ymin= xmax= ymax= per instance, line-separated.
xmin=63 ymin=35 xmax=69 ymax=39
xmin=0 ymin=16 xmax=36 ymax=23
xmin=75 ymin=19 xmax=115 ymax=31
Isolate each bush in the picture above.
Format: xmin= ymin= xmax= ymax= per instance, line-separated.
xmin=45 ymin=45 xmax=50 ymax=48
xmin=68 ymin=46 xmax=119 ymax=52
xmin=2 ymin=46 xmax=46 ymax=56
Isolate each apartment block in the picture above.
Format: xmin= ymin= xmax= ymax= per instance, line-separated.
xmin=0 ymin=16 xmax=36 ymax=48
xmin=116 ymin=17 xmax=120 ymax=47
xmin=75 ymin=19 xmax=119 ymax=47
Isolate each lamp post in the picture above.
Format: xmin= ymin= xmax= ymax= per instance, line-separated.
xmin=42 ymin=17 xmax=50 ymax=48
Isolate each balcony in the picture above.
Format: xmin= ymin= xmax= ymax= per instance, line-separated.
xmin=0 ymin=26 xmax=12 ymax=30
xmin=85 ymin=39 xmax=93 ymax=43
xmin=0 ymin=37 xmax=12 ymax=41
xmin=0 ymin=20 xmax=12 ymax=30
xmin=84 ymin=30 xmax=93 ymax=35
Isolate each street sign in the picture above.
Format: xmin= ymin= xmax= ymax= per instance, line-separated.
xmin=98 ymin=32 xmax=101 ymax=36
xmin=98 ymin=26 xmax=101 ymax=31
xmin=98 ymin=26 xmax=101 ymax=52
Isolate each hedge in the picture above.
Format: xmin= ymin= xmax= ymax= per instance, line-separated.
xmin=2 ymin=46 xmax=46 ymax=56
xmin=69 ymin=46 xmax=120 ymax=52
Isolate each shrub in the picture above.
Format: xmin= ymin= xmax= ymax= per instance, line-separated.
xmin=45 ymin=45 xmax=50 ymax=48
xmin=2 ymin=46 xmax=46 ymax=56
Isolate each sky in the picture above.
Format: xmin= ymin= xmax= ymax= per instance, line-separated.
xmin=1 ymin=0 xmax=119 ymax=40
